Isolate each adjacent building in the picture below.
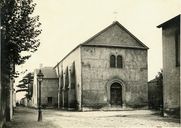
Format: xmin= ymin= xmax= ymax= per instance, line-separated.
xmin=31 ymin=67 xmax=58 ymax=108
xmin=157 ymin=15 xmax=180 ymax=117
xmin=148 ymin=77 xmax=163 ymax=109
xmin=54 ymin=21 xmax=148 ymax=111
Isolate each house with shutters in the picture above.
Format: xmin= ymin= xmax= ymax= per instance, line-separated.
xmin=54 ymin=21 xmax=148 ymax=111
xmin=157 ymin=15 xmax=180 ymax=118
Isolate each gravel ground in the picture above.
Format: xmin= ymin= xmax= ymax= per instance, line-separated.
xmin=6 ymin=107 xmax=180 ymax=128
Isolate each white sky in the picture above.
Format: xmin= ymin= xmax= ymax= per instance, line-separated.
xmin=15 ymin=0 xmax=181 ymax=100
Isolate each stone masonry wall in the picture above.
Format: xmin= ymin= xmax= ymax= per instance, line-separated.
xmin=81 ymin=46 xmax=148 ymax=108
xmin=41 ymin=79 xmax=58 ymax=107
xmin=55 ymin=47 xmax=82 ymax=110
xmin=162 ymin=23 xmax=180 ymax=116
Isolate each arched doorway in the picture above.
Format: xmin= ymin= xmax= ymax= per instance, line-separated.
xmin=110 ymin=82 xmax=122 ymax=106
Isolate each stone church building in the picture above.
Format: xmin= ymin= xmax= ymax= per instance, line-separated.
xmin=54 ymin=21 xmax=148 ymax=110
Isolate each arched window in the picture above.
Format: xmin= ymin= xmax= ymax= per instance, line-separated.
xmin=110 ymin=55 xmax=116 ymax=67
xmin=117 ymin=55 xmax=123 ymax=68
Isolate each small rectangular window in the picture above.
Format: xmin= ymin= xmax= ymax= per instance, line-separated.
xmin=48 ymin=97 xmax=53 ymax=105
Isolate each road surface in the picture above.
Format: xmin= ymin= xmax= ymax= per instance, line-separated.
xmin=6 ymin=107 xmax=180 ymax=128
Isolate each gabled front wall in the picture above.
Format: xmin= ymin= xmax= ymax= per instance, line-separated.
xmin=31 ymin=71 xmax=59 ymax=108
xmin=162 ymin=23 xmax=180 ymax=115
xmin=81 ymin=46 xmax=148 ymax=108
xmin=85 ymin=24 xmax=144 ymax=48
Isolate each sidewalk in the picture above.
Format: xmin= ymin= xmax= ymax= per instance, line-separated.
xmin=5 ymin=107 xmax=58 ymax=128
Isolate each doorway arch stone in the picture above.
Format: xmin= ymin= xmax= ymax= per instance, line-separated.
xmin=106 ymin=78 xmax=126 ymax=107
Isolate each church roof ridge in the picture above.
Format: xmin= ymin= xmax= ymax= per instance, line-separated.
xmin=81 ymin=21 xmax=149 ymax=49
xmin=54 ymin=21 xmax=149 ymax=68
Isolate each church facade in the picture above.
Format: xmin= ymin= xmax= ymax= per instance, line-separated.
xmin=54 ymin=21 xmax=148 ymax=110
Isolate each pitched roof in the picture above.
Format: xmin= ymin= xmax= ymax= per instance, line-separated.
xmin=35 ymin=67 xmax=57 ymax=78
xmin=54 ymin=21 xmax=148 ymax=68
xmin=157 ymin=14 xmax=180 ymax=28
xmin=81 ymin=21 xmax=148 ymax=49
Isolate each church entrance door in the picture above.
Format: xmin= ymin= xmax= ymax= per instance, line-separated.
xmin=110 ymin=82 xmax=122 ymax=106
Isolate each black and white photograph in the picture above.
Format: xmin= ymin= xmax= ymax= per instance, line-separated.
xmin=0 ymin=0 xmax=180 ymax=127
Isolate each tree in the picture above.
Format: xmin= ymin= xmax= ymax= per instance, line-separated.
xmin=16 ymin=72 xmax=33 ymax=100
xmin=0 ymin=0 xmax=41 ymax=122
xmin=155 ymin=69 xmax=163 ymax=85
xmin=1 ymin=0 xmax=41 ymax=76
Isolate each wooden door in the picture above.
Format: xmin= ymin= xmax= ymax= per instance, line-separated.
xmin=110 ymin=83 xmax=122 ymax=105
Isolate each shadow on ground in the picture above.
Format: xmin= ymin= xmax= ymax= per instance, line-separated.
xmin=5 ymin=107 xmax=59 ymax=128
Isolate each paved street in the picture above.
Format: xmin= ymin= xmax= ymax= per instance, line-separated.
xmin=6 ymin=107 xmax=180 ymax=128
